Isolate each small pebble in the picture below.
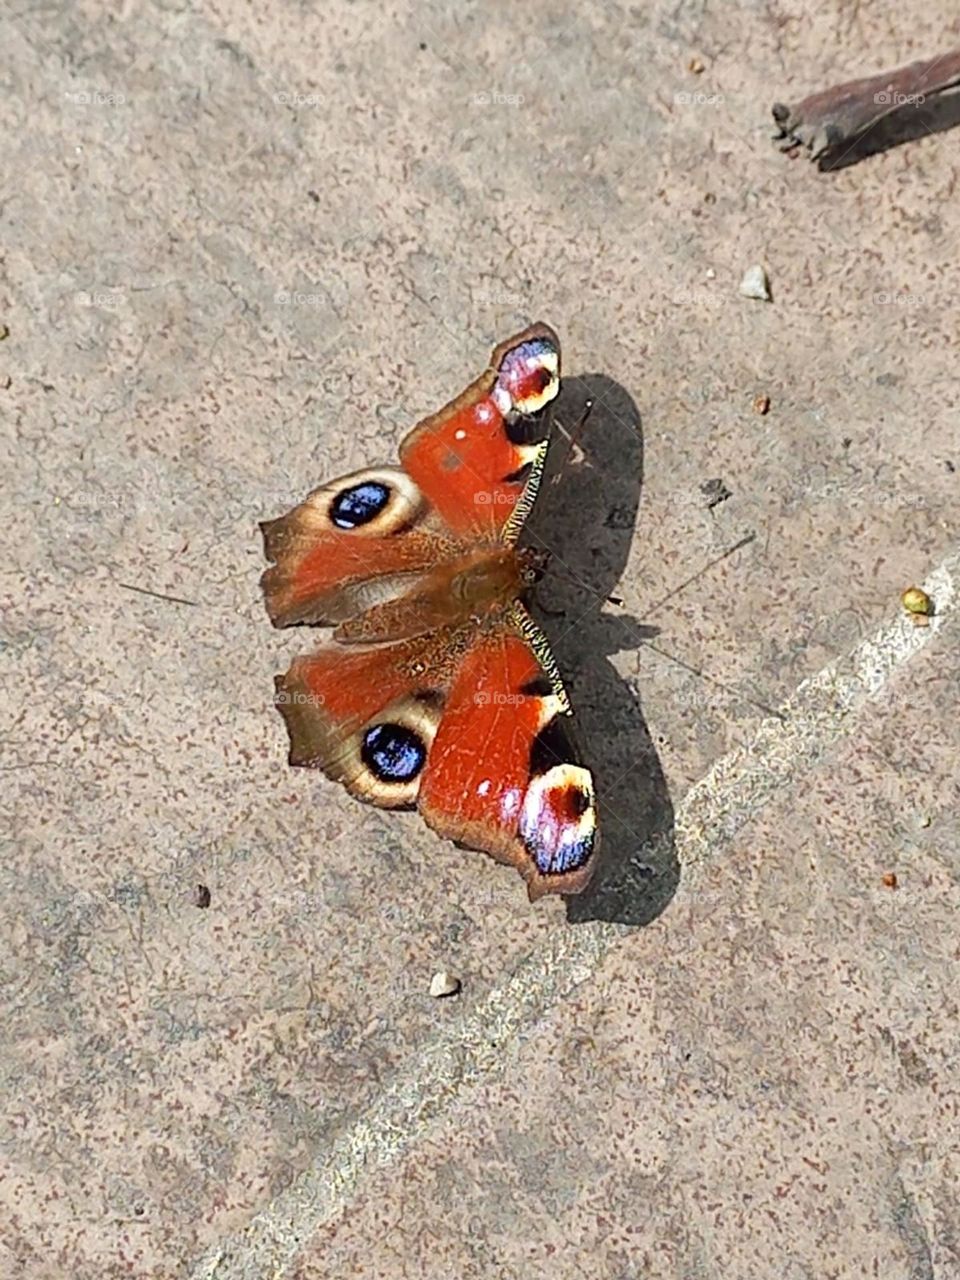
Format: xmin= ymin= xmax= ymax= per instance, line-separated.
xmin=753 ymin=394 xmax=771 ymax=415
xmin=739 ymin=265 xmax=771 ymax=301
xmin=901 ymin=586 xmax=932 ymax=616
xmin=688 ymin=56 xmax=706 ymax=74
xmin=881 ymin=872 xmax=898 ymax=889
xmin=195 ymin=883 xmax=211 ymax=909
xmin=429 ymin=971 xmax=461 ymax=999
xmin=918 ymin=814 xmax=932 ymax=829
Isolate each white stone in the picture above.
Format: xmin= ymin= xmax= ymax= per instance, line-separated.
xmin=429 ymin=971 xmax=461 ymax=998
xmin=739 ymin=264 xmax=771 ymax=301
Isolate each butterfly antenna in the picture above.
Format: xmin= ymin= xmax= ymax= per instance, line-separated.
xmin=542 ymin=529 xmax=782 ymax=721
xmin=636 ymin=636 xmax=786 ymax=722
xmin=639 ymin=533 xmax=756 ymax=618
xmin=531 ymin=544 xmax=623 ymax=610
xmin=631 ymin=531 xmax=785 ymax=721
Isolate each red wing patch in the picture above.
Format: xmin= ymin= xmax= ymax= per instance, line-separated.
xmin=418 ymin=627 xmax=597 ymax=900
xmin=400 ymin=324 xmax=561 ymax=540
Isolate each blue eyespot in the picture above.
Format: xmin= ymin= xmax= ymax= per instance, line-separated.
xmin=511 ymin=337 xmax=557 ymax=365
xmin=361 ymin=723 xmax=426 ymax=783
xmin=535 ymin=830 xmax=593 ymax=875
xmin=330 ymin=481 xmax=391 ymax=530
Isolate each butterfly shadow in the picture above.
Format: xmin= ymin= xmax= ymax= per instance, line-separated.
xmin=525 ymin=374 xmax=678 ymax=927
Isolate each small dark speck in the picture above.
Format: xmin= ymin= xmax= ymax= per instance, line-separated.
xmin=841 ymin=437 xmax=852 ymax=449
xmin=195 ymin=884 xmax=211 ymax=909
xmin=604 ymin=503 xmax=635 ymax=529
xmin=133 ymin=1204 xmax=145 ymax=1217
xmin=307 ymin=190 xmax=320 ymax=203
xmin=418 ymin=41 xmax=428 ymax=50
xmin=947 ymin=460 xmax=956 ymax=473
xmin=0 ymin=323 xmax=10 ymax=340
xmin=700 ymin=477 xmax=731 ymax=509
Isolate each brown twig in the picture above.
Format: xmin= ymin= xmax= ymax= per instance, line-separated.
xmin=117 ymin=581 xmax=199 ymax=607
xmin=772 ymin=48 xmax=960 ymax=169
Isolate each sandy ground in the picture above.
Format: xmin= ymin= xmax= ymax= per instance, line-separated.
xmin=2 ymin=1 xmax=959 ymax=1277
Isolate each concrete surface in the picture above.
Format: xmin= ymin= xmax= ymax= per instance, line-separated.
xmin=1 ymin=1 xmax=958 ymax=1277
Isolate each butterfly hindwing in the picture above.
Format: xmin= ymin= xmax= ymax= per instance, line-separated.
xmin=273 ymin=607 xmax=597 ymax=900
xmin=418 ymin=609 xmax=596 ymax=900
xmin=274 ymin=630 xmax=458 ymax=806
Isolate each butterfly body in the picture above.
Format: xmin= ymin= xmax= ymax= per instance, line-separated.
xmin=332 ymin=543 xmax=544 ymax=646
xmin=261 ymin=324 xmax=598 ymax=900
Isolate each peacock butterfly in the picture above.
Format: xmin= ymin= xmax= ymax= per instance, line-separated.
xmin=260 ymin=324 xmax=597 ymax=900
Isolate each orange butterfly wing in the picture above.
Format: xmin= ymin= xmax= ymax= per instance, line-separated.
xmin=261 ymin=324 xmax=598 ymax=899
xmin=399 ymin=323 xmax=561 ymax=541
xmin=274 ymin=610 xmax=596 ymax=900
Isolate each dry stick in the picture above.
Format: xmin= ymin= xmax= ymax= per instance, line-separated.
xmin=551 ymin=397 xmax=595 ymax=478
xmin=117 ymin=581 xmax=200 ymax=607
xmin=772 ymin=48 xmax=960 ymax=165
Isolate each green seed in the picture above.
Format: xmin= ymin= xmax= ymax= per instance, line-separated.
xmin=901 ymin=586 xmax=932 ymax=616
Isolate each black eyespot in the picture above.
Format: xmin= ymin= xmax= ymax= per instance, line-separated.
xmin=529 ymin=714 xmax=581 ymax=776
xmin=569 ymin=787 xmax=591 ymax=817
xmin=361 ymin=723 xmax=426 ymax=783
xmin=330 ymin=481 xmax=391 ymax=529
xmin=520 ymin=674 xmax=555 ymax=699
xmin=503 ymin=460 xmax=533 ymax=486
xmin=504 ymin=404 xmax=550 ymax=446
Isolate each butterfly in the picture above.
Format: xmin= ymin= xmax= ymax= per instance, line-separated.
xmin=260 ymin=324 xmax=597 ymax=900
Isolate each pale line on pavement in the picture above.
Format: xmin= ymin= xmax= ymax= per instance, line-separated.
xmin=191 ymin=552 xmax=957 ymax=1279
